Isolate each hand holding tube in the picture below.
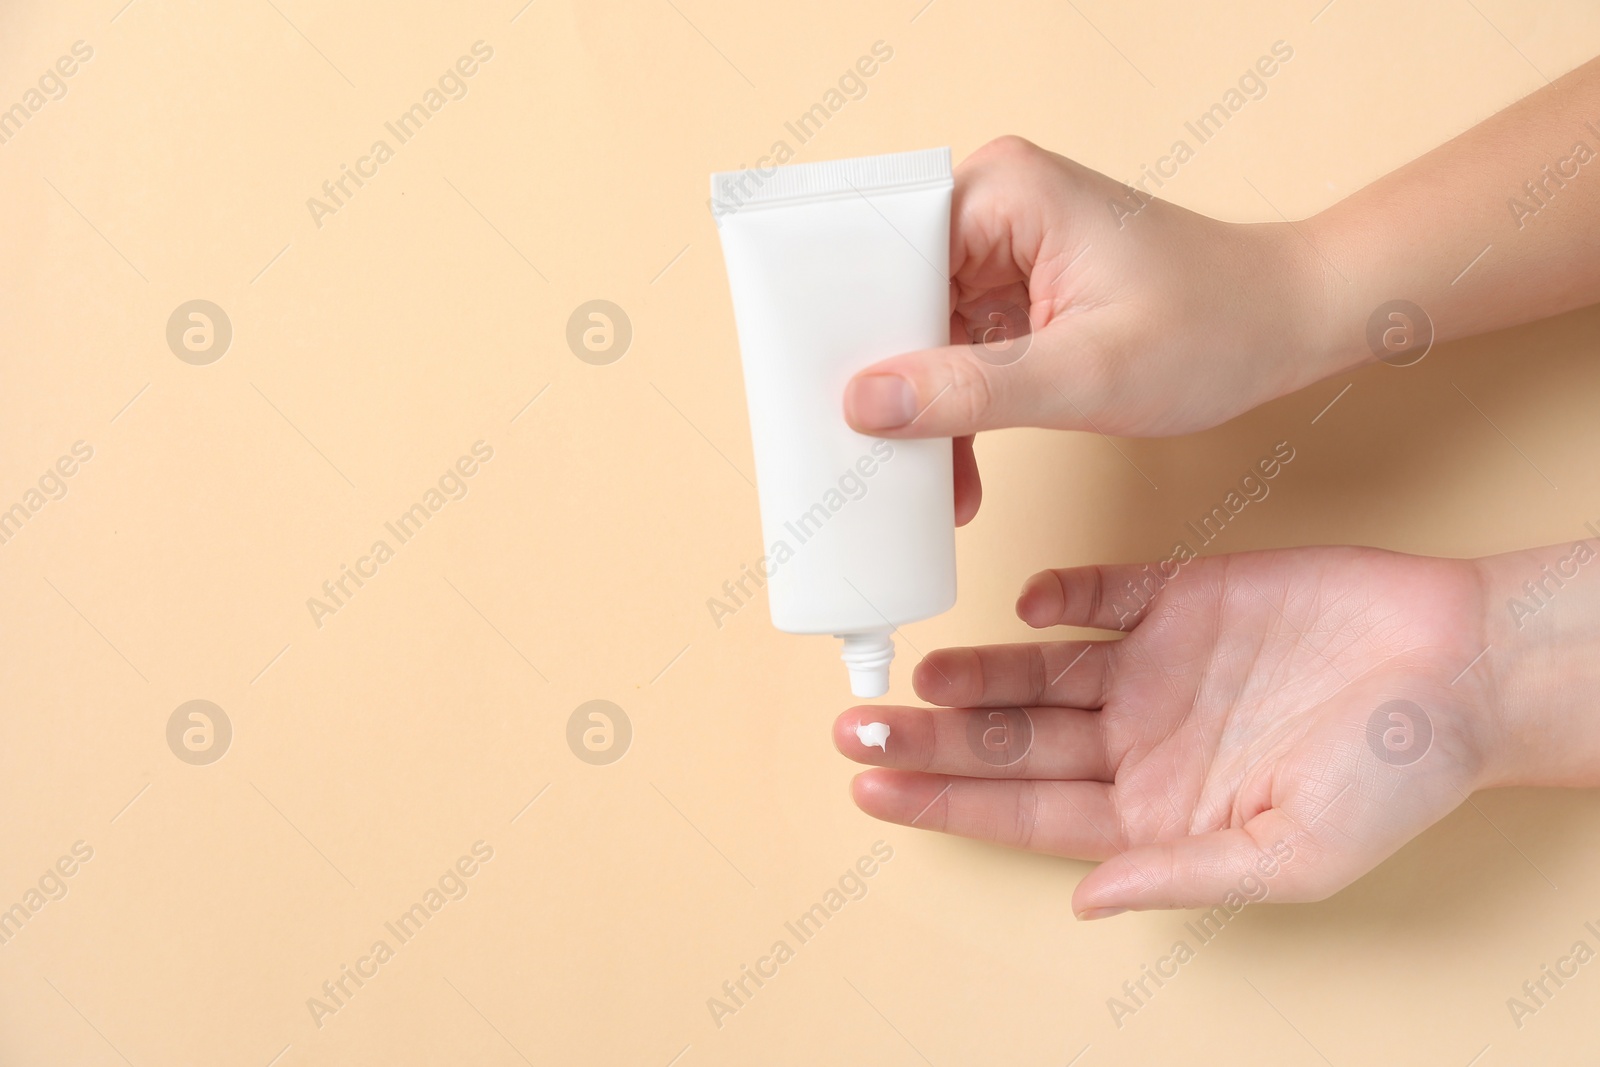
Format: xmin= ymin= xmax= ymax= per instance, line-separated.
xmin=857 ymin=58 xmax=1600 ymax=523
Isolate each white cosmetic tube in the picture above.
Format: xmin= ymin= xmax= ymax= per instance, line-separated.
xmin=710 ymin=147 xmax=958 ymax=698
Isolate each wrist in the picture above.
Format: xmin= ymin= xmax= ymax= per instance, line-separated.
xmin=1473 ymin=537 xmax=1600 ymax=788
xmin=1252 ymin=214 xmax=1369 ymax=395
xmin=1294 ymin=209 xmax=1386 ymax=381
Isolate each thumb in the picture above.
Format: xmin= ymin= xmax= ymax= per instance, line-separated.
xmin=1070 ymin=809 xmax=1332 ymax=917
xmin=843 ymin=337 xmax=1062 ymax=438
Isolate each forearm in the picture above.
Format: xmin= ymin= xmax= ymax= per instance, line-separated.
xmin=1304 ymin=55 xmax=1600 ymax=370
xmin=1477 ymin=537 xmax=1600 ymax=788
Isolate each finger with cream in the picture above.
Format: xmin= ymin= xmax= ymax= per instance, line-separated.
xmin=710 ymin=148 xmax=959 ymax=698
xmin=855 ymin=721 xmax=891 ymax=752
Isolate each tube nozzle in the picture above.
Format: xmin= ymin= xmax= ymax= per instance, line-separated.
xmin=837 ymin=630 xmax=894 ymax=698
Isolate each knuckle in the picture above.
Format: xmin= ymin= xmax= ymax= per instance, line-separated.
xmin=914 ymin=725 xmax=939 ymax=773
xmin=944 ymin=352 xmax=998 ymax=427
xmin=1086 ymin=566 xmax=1108 ymax=626
xmin=1013 ymin=781 xmax=1041 ymax=849
xmin=977 ymin=134 xmax=1041 ymax=165
xmin=1026 ymin=644 xmax=1050 ymax=705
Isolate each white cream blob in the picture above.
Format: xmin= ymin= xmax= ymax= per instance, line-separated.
xmin=854 ymin=721 xmax=891 ymax=752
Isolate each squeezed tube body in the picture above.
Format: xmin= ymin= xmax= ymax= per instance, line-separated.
xmin=711 ymin=148 xmax=958 ymax=696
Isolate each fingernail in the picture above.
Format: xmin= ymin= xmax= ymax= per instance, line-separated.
xmin=1076 ymin=906 xmax=1128 ymax=921
xmin=847 ymin=374 xmax=917 ymax=430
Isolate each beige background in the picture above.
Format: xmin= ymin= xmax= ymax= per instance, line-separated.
xmin=3 ymin=0 xmax=1600 ymax=1063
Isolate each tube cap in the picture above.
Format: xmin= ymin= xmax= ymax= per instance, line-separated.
xmin=837 ymin=630 xmax=895 ymax=698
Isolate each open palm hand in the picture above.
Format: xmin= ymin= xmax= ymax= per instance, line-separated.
xmin=837 ymin=546 xmax=1503 ymax=915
